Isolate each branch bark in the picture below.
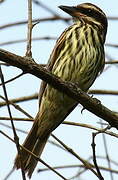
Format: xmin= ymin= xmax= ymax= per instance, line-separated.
xmin=0 ymin=48 xmax=118 ymax=129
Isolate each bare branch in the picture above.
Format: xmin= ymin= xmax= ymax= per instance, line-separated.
xmin=0 ymin=16 xmax=118 ymax=30
xmin=0 ymin=49 xmax=118 ymax=128
xmin=0 ymin=36 xmax=56 ymax=46
xmin=1 ymin=88 xmax=118 ymax=108
xmin=0 ymin=17 xmax=70 ymax=30
xmin=89 ymin=89 xmax=118 ymax=95
xmin=0 ymin=49 xmax=118 ymax=129
xmin=0 ymin=93 xmax=38 ymax=107
xmin=105 ymin=60 xmax=118 ymax=64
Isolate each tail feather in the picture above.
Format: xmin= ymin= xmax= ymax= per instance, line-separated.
xmin=25 ymin=137 xmax=48 ymax=178
xmin=15 ymin=121 xmax=38 ymax=169
xmin=14 ymin=118 xmax=49 ymax=178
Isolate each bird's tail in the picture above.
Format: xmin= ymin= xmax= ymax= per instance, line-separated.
xmin=14 ymin=119 xmax=49 ymax=178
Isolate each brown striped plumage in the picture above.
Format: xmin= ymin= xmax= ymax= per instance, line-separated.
xmin=15 ymin=3 xmax=108 ymax=178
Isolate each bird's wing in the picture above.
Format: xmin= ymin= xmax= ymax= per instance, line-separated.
xmin=38 ymin=30 xmax=66 ymax=107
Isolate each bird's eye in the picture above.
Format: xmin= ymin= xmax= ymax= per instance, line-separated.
xmin=88 ymin=9 xmax=92 ymax=13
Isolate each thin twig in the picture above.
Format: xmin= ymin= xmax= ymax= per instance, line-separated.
xmin=1 ymin=117 xmax=118 ymax=138
xmin=91 ymin=126 xmax=111 ymax=180
xmin=32 ymin=0 xmax=70 ymax=25
xmin=0 ymin=72 xmax=24 ymax=86
xmin=89 ymin=89 xmax=118 ymax=95
xmin=0 ymin=130 xmax=68 ymax=180
xmin=3 ymin=167 xmax=15 ymax=180
xmin=1 ymin=128 xmax=118 ymax=179
xmin=38 ymin=164 xmax=118 ymax=174
xmin=63 ymin=121 xmax=118 ymax=138
xmin=1 ymin=88 xmax=118 ymax=108
xmin=0 ymin=93 xmax=38 ymax=107
xmin=1 ymin=120 xmax=117 ymax=178
xmin=105 ymin=60 xmax=118 ymax=64
xmin=26 ymin=0 xmax=33 ymax=57
xmin=0 ymin=36 xmax=56 ymax=46
xmin=91 ymin=132 xmax=104 ymax=180
xmin=0 ymin=95 xmax=33 ymax=119
xmin=100 ymin=120 xmax=114 ymax=180
xmin=51 ymin=134 xmax=99 ymax=178
xmin=0 ymin=122 xmax=28 ymax=134
xmin=0 ymin=117 xmax=33 ymax=121
xmin=107 ymin=16 xmax=118 ymax=20
xmin=0 ymin=16 xmax=117 ymax=30
xmin=0 ymin=67 xmax=26 ymax=180
xmin=33 ymin=0 xmax=60 ymax=17
xmin=0 ymin=17 xmax=70 ymax=30
xmin=106 ymin=43 xmax=118 ymax=48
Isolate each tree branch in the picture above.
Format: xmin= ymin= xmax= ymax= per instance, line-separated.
xmin=0 ymin=48 xmax=118 ymax=129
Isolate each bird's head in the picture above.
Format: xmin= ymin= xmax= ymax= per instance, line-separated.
xmin=59 ymin=3 xmax=107 ymax=34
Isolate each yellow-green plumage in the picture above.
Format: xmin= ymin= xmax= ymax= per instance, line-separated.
xmin=37 ymin=21 xmax=105 ymax=135
xmin=15 ymin=3 xmax=107 ymax=178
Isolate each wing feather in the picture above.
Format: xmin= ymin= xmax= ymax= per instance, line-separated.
xmin=38 ymin=30 xmax=67 ymax=106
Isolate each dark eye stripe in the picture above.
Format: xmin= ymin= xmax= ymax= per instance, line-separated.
xmin=77 ymin=3 xmax=106 ymax=16
xmin=77 ymin=6 xmax=104 ymax=18
xmin=76 ymin=6 xmax=107 ymax=28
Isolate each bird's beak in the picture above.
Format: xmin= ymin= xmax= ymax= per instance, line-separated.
xmin=59 ymin=5 xmax=77 ymax=17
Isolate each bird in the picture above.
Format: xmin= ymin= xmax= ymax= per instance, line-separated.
xmin=15 ymin=2 xmax=108 ymax=178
